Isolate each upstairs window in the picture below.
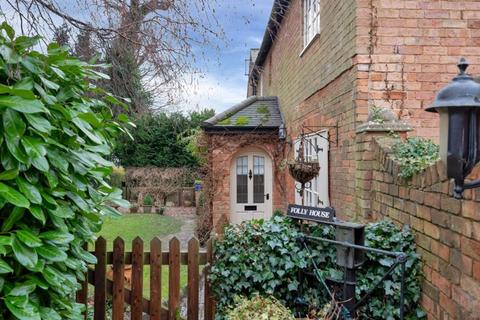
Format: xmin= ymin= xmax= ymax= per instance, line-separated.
xmin=303 ymin=0 xmax=321 ymax=47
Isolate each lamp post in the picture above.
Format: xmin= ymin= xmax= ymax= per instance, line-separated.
xmin=426 ymin=58 xmax=480 ymax=199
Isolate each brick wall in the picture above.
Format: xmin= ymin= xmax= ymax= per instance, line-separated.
xmin=258 ymin=0 xmax=358 ymax=218
xmin=285 ymin=69 xmax=357 ymax=219
xmin=356 ymin=0 xmax=480 ymax=140
xmin=356 ymin=132 xmax=480 ymax=319
xmin=261 ymin=0 xmax=356 ymax=125
xmin=205 ymin=133 xmax=286 ymax=232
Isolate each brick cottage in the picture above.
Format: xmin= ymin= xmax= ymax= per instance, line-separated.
xmin=202 ymin=0 xmax=480 ymax=318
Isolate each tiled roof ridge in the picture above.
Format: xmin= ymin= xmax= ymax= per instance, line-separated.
xmin=203 ymin=96 xmax=278 ymax=126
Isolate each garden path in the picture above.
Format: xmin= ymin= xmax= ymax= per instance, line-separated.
xmin=159 ymin=214 xmax=197 ymax=250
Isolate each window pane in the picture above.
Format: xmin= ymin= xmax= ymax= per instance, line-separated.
xmin=253 ymin=156 xmax=265 ymax=203
xmin=236 ymin=156 xmax=248 ymax=203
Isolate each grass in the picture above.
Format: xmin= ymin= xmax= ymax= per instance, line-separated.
xmin=98 ymin=214 xmax=184 ymax=250
xmin=95 ymin=214 xmax=195 ymax=299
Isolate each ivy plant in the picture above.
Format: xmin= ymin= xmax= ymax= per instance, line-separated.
xmin=0 ymin=23 xmax=129 ymax=319
xmin=211 ymin=217 xmax=424 ymax=320
xmin=391 ymin=137 xmax=439 ymax=179
xmin=210 ymin=216 xmax=311 ymax=317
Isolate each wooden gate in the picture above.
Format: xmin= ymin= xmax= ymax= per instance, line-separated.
xmin=76 ymin=237 xmax=215 ymax=320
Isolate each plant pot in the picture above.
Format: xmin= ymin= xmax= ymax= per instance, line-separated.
xmin=288 ymin=161 xmax=320 ymax=184
xmin=143 ymin=205 xmax=152 ymax=213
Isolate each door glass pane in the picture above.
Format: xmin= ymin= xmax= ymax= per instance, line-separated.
xmin=236 ymin=156 xmax=248 ymax=203
xmin=253 ymin=156 xmax=265 ymax=203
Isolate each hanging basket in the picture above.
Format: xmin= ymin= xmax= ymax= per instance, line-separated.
xmin=288 ymin=161 xmax=320 ymax=184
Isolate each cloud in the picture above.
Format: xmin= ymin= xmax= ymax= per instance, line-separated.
xmin=178 ymin=73 xmax=247 ymax=113
xmin=247 ymin=36 xmax=263 ymax=46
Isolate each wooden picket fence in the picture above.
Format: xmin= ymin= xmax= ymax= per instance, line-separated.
xmin=76 ymin=237 xmax=215 ymax=320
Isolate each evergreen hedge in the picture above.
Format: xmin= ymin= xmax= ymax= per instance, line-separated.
xmin=0 ymin=22 xmax=128 ymax=319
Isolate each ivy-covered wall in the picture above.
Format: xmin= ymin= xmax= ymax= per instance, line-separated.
xmin=356 ymin=131 xmax=480 ymax=319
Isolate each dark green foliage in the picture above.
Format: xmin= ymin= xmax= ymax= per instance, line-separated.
xmin=113 ymin=110 xmax=214 ymax=168
xmin=210 ymin=216 xmax=310 ymax=317
xmin=210 ymin=216 xmax=424 ymax=320
xmin=355 ymin=221 xmax=425 ymax=319
xmin=143 ymin=194 xmax=153 ymax=206
xmin=105 ymin=42 xmax=152 ymax=115
xmin=391 ymin=137 xmax=439 ymax=179
xmin=0 ymin=22 xmax=128 ymax=319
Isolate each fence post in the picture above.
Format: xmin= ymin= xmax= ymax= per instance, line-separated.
xmin=204 ymin=238 xmax=215 ymax=320
xmin=94 ymin=237 xmax=107 ymax=320
xmin=169 ymin=237 xmax=181 ymax=320
xmin=112 ymin=237 xmax=125 ymax=320
xmin=131 ymin=237 xmax=144 ymax=320
xmin=150 ymin=238 xmax=162 ymax=320
xmin=187 ymin=238 xmax=200 ymax=320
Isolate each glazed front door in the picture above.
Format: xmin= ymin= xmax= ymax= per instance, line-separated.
xmin=230 ymin=151 xmax=273 ymax=224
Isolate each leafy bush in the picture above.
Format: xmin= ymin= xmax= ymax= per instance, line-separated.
xmin=355 ymin=220 xmax=425 ymax=319
xmin=210 ymin=216 xmax=310 ymax=315
xmin=143 ymin=194 xmax=153 ymax=206
xmin=108 ymin=167 xmax=125 ymax=189
xmin=391 ymin=137 xmax=439 ymax=179
xmin=0 ymin=23 xmax=128 ymax=319
xmin=113 ymin=110 xmax=214 ymax=168
xmin=211 ymin=216 xmax=424 ymax=320
xmin=225 ymin=295 xmax=295 ymax=320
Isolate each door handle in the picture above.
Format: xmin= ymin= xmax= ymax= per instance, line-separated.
xmin=265 ymin=193 xmax=270 ymax=200
xmin=249 ymin=170 xmax=252 ymax=180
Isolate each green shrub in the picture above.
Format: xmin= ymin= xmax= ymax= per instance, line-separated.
xmin=0 ymin=23 xmax=129 ymax=319
xmin=211 ymin=217 xmax=424 ymax=320
xmin=109 ymin=167 xmax=125 ymax=189
xmin=355 ymin=220 xmax=425 ymax=319
xmin=225 ymin=295 xmax=295 ymax=320
xmin=210 ymin=216 xmax=311 ymax=315
xmin=143 ymin=194 xmax=153 ymax=206
xmin=391 ymin=137 xmax=439 ymax=179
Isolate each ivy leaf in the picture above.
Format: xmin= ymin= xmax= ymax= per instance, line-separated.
xmin=0 ymin=182 xmax=30 ymax=208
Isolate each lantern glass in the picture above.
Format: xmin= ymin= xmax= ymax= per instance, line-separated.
xmin=439 ymin=110 xmax=449 ymax=165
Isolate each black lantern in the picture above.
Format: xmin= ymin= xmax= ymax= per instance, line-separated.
xmin=426 ymin=58 xmax=480 ymax=199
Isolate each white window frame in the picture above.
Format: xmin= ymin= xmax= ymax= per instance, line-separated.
xmin=303 ymin=0 xmax=321 ymax=48
xmin=294 ymin=130 xmax=330 ymax=208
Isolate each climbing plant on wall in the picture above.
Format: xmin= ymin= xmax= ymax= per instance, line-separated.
xmin=0 ymin=22 xmax=129 ymax=319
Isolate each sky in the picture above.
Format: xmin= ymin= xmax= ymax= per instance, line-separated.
xmin=180 ymin=1 xmax=273 ymax=113
xmin=0 ymin=0 xmax=274 ymax=114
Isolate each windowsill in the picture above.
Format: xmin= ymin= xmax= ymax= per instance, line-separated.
xmin=299 ymin=33 xmax=320 ymax=57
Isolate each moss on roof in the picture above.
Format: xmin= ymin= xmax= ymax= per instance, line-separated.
xmin=235 ymin=116 xmax=250 ymax=126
